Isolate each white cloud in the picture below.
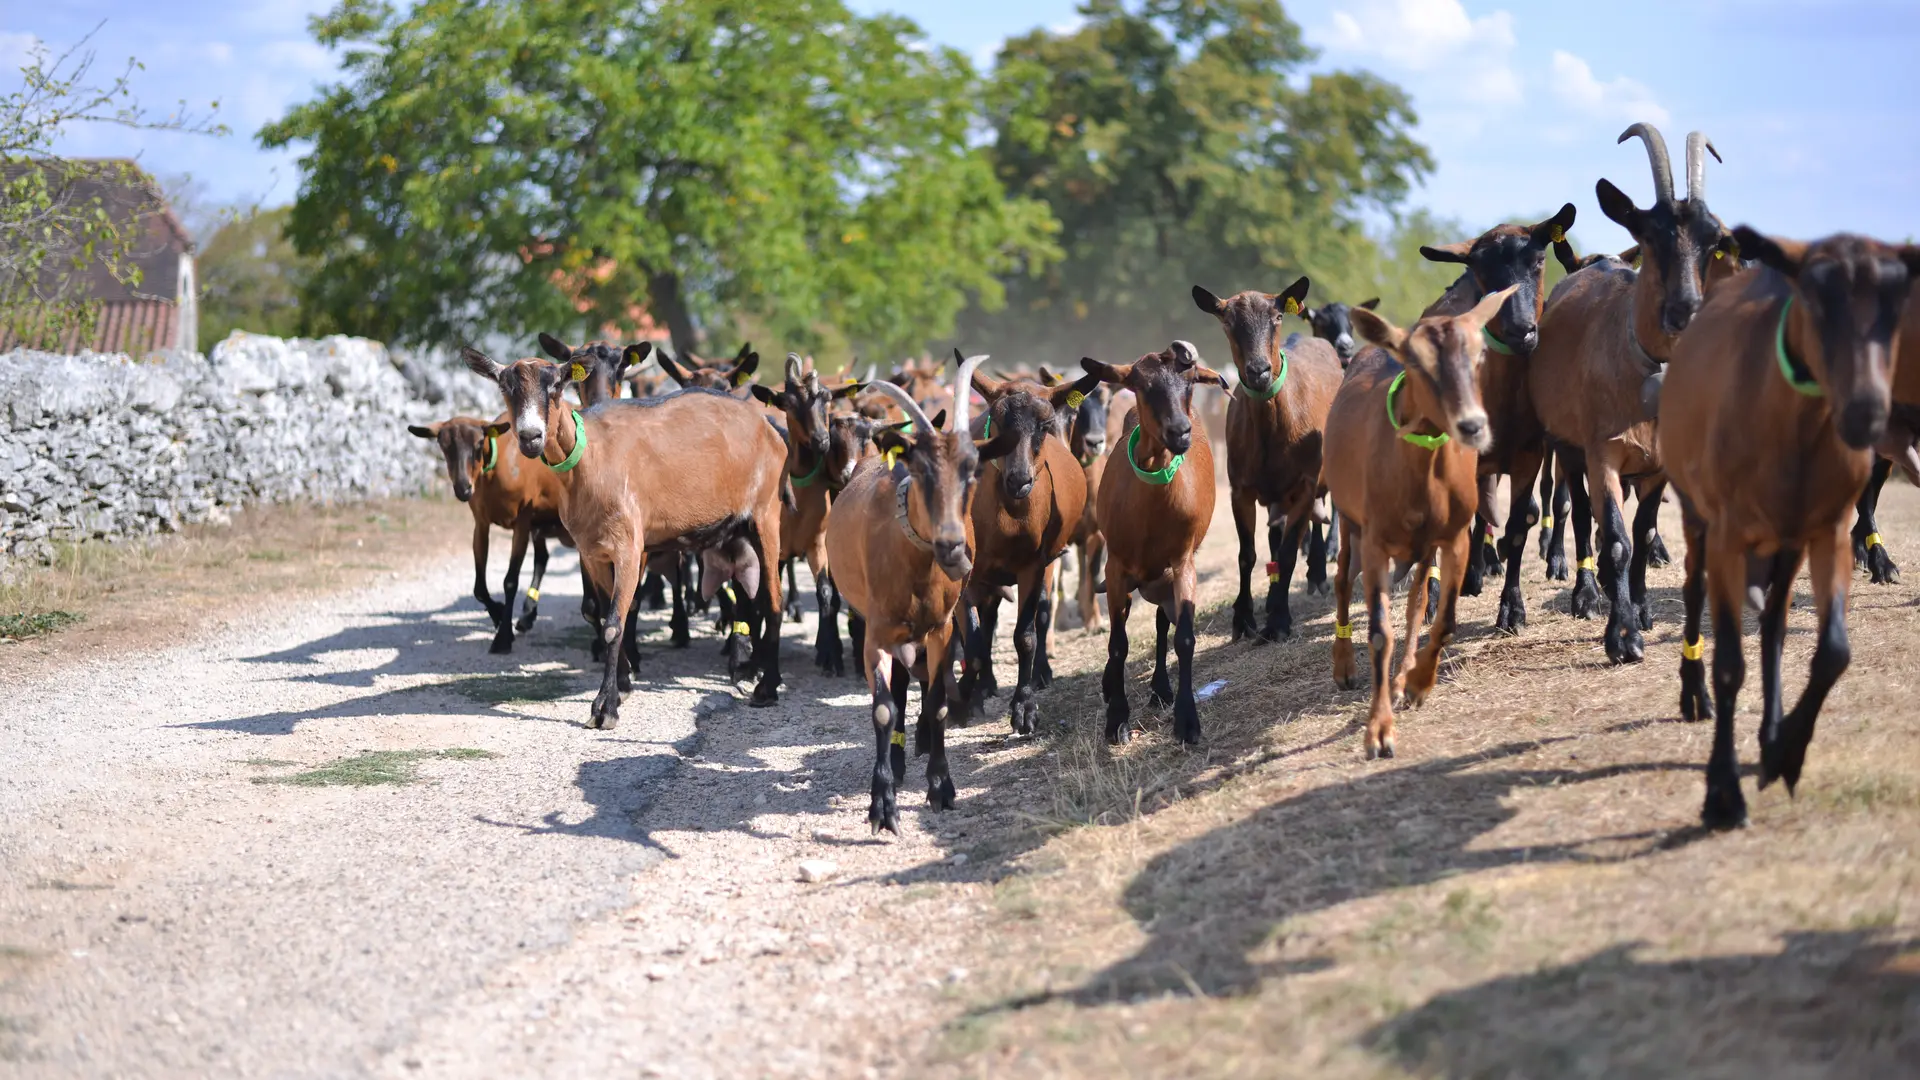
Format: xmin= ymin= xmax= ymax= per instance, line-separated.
xmin=1 ymin=31 xmax=44 ymax=72
xmin=1325 ymin=0 xmax=1520 ymax=105
xmin=1549 ymin=51 xmax=1669 ymax=126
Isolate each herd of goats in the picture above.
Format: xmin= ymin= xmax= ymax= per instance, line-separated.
xmin=408 ymin=122 xmax=1920 ymax=835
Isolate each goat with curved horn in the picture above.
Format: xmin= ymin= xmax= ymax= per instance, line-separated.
xmin=1618 ymin=122 xmax=1675 ymax=206
xmin=952 ymin=353 xmax=988 ymax=432
xmin=865 ymin=380 xmax=934 ymax=433
xmin=1685 ymin=131 xmax=1721 ymax=204
xmin=785 ymin=353 xmax=803 ymax=384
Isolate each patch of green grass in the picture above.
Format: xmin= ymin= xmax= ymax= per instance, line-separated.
xmin=255 ymin=748 xmax=497 ymax=787
xmin=0 ymin=610 xmax=82 ymax=640
xmin=240 ymin=757 xmax=300 ymax=768
xmin=452 ymin=671 xmax=581 ymax=705
xmin=1440 ymin=888 xmax=1502 ymax=951
xmin=246 ymin=549 xmax=290 ymax=563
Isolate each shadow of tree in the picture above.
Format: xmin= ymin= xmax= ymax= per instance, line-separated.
xmin=1365 ymin=931 xmax=1920 ymax=1078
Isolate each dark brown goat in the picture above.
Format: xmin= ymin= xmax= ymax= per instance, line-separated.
xmin=1661 ymin=229 xmax=1919 ymax=828
xmin=825 ymin=357 xmax=1002 ymax=833
xmin=1531 ymin=123 xmax=1734 ymax=664
xmin=956 ymin=365 xmax=1098 ymax=733
xmin=1301 ymin=295 xmax=1380 ymax=367
xmin=1039 ymin=367 xmax=1121 ymax=633
xmin=1322 ymin=287 xmax=1517 ymax=759
xmin=1192 ymin=276 xmax=1343 ymax=642
xmin=749 ymin=354 xmax=864 ymax=673
xmin=1082 ymin=341 xmax=1223 ymax=745
xmin=1415 ymin=203 xmax=1578 ymax=633
xmin=408 ymin=414 xmax=568 ymax=653
xmin=465 ymin=343 xmax=787 ymax=727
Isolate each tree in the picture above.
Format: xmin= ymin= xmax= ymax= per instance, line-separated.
xmin=963 ymin=0 xmax=1432 ymax=361
xmin=263 ymin=0 xmax=1058 ymax=362
xmin=1 ymin=28 xmax=223 ymax=349
xmin=194 ymin=205 xmax=333 ymax=345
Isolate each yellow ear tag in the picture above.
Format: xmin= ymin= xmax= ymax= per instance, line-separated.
xmin=1550 ymin=226 xmax=1566 ymax=244
xmin=1284 ymin=297 xmax=1302 ymax=316
xmin=883 ymin=447 xmax=902 ymax=469
xmin=1066 ymin=390 xmax=1085 ymax=409
xmin=1713 ymin=250 xmax=1724 ymax=260
xmin=569 ymin=362 xmax=588 ymax=382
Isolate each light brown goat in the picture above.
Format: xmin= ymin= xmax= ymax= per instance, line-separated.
xmin=408 ymin=414 xmax=569 ymax=654
xmin=465 ymin=343 xmax=787 ymax=727
xmin=825 ymin=356 xmax=1001 ymax=833
xmin=1530 ymin=123 xmax=1734 ymax=664
xmin=956 ymin=364 xmax=1099 ymax=733
xmin=1661 ymin=229 xmax=1919 ymax=828
xmin=1323 ymin=287 xmax=1518 ymax=759
xmin=1083 ymin=341 xmax=1223 ymax=745
xmin=1192 ymin=275 xmax=1343 ymax=642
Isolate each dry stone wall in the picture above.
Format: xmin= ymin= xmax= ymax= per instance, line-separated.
xmin=0 ymin=332 xmax=500 ymax=570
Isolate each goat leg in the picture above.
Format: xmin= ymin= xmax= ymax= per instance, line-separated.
xmin=1170 ymin=565 xmax=1201 ymax=746
xmin=1702 ymin=539 xmax=1749 ymax=829
xmin=1768 ymin=526 xmax=1850 ymax=793
xmin=1148 ymin=607 xmax=1174 ymax=708
xmin=1362 ymin=545 xmax=1396 ymax=760
xmin=1459 ymin=515 xmax=1487 ymax=598
xmin=1033 ymin=564 xmax=1056 ymax=690
xmin=1496 ymin=451 xmax=1542 ymax=635
xmin=470 ymin=517 xmax=507 ymax=634
xmin=1229 ymin=488 xmax=1261 ymax=642
xmin=785 ymin=558 xmax=804 ymax=622
xmin=1407 ymin=533 xmax=1467 ymax=709
xmin=1629 ymin=478 xmax=1666 ymax=632
xmin=1853 ymin=456 xmax=1899 ymax=584
xmin=1596 ymin=464 xmax=1645 ymax=663
xmin=1331 ymin=514 xmax=1360 ymax=690
xmin=516 ymin=533 xmax=549 ymax=634
xmin=1677 ymin=505 xmax=1713 ymax=724
xmin=955 ymin=590 xmax=986 ymax=723
xmin=813 ymin=558 xmax=842 ymax=675
xmin=866 ymin=647 xmax=901 ymax=835
xmin=1396 ymin=554 xmax=1431 ymax=706
xmin=590 ymin=550 xmax=641 ymax=730
xmin=747 ymin=518 xmax=783 ymax=705
xmin=919 ymin=624 xmax=958 ymax=810
xmin=492 ymin=520 xmax=531 ymax=655
xmin=1262 ymin=512 xmax=1303 ymax=642
xmin=1102 ymin=574 xmax=1134 ymax=744
xmin=1568 ymin=455 xmax=1600 ymax=616
xmin=1753 ymin=546 xmax=1801 ymax=784
xmin=668 ymin=562 xmax=691 ymax=648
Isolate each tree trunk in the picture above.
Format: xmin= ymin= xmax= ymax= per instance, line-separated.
xmin=647 ymin=269 xmax=700 ymax=362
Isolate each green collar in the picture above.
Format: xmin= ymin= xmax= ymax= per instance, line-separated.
xmin=1482 ymin=326 xmax=1516 ymax=355
xmin=1126 ymin=425 xmax=1184 ymax=484
xmin=790 ymin=449 xmax=826 ymax=488
xmin=1238 ymin=348 xmax=1288 ymax=402
xmin=1387 ymin=371 xmax=1450 ymax=451
xmin=1775 ymin=296 xmax=1823 ymax=398
xmin=547 ymin=410 xmax=588 ymax=473
xmin=481 ymin=433 xmax=498 ymax=474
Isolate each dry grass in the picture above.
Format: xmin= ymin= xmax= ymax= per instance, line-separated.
xmin=926 ymin=482 xmax=1920 ymax=1078
xmin=0 ymin=496 xmax=471 ymax=674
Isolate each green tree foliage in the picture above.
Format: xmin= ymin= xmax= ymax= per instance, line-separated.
xmin=194 ymin=205 xmax=334 ymax=345
xmin=962 ymin=0 xmax=1433 ymax=361
xmin=1 ymin=30 xmax=222 ymax=349
xmin=263 ymin=0 xmax=1057 ymax=361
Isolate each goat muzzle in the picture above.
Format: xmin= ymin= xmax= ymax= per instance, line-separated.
xmin=1454 ymin=412 xmax=1492 ymax=453
xmin=934 ymin=538 xmax=972 ymax=580
xmin=1839 ymin=396 xmax=1889 ymax=451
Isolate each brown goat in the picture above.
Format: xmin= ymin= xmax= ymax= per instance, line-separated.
xmin=1415 ymin=203 xmax=1578 ymax=632
xmin=1661 ymin=229 xmax=1919 ymax=828
xmin=656 ymin=341 xmax=761 ymax=393
xmin=748 ymin=354 xmax=864 ymax=674
xmin=1531 ymin=123 xmax=1734 ymax=664
xmin=1038 ymin=368 xmax=1124 ymax=633
xmin=1192 ymin=275 xmax=1343 ymax=642
xmin=408 ymin=414 xmax=570 ymax=653
xmin=1323 ymin=287 xmax=1518 ymax=759
xmin=464 ymin=343 xmax=787 ymax=726
xmin=956 ymin=364 xmax=1099 ymax=733
xmin=825 ymin=357 xmax=1002 ymax=833
xmin=1082 ymin=341 xmax=1223 ymax=745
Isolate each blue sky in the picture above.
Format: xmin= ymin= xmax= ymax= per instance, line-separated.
xmin=8 ymin=1 xmax=1918 ymax=249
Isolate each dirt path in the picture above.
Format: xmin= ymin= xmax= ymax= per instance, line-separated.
xmin=2 ymin=494 xmax=1242 ymax=1078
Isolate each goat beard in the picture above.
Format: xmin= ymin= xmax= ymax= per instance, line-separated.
xmin=699 ymin=537 xmax=762 ymax=602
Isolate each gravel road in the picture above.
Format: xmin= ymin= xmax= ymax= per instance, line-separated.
xmin=0 ymin=548 xmax=1026 ymax=1078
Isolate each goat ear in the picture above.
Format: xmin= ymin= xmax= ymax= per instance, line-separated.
xmin=1553 ymin=240 xmax=1582 ymax=276
xmin=873 ymin=427 xmax=911 ymax=458
xmin=461 ymin=347 xmax=504 ymax=379
xmin=736 ymin=341 xmax=753 ymax=362
xmin=729 ymin=352 xmax=760 ymax=386
xmin=749 ymin=384 xmax=778 ymax=405
xmin=1047 ymin=371 xmax=1103 ymax=409
xmin=407 ymin=424 xmax=436 ymax=439
xmin=482 ymin=421 xmax=512 ymax=438
xmin=1733 ymin=226 xmax=1804 ymax=277
xmin=1419 ymin=240 xmax=1473 ymax=265
xmin=1349 ymin=306 xmax=1407 ymax=353
xmin=930 ymin=408 xmax=949 ymax=431
xmin=657 ymin=354 xmax=694 ymax=387
xmin=1191 ymin=285 xmax=1226 ymax=315
xmin=977 ymin=428 xmax=1020 ymax=461
xmin=621 ymin=342 xmax=652 ymax=373
xmin=1358 ymin=297 xmax=1380 ymax=310
xmin=1080 ymin=356 xmax=1128 ymax=385
xmin=1596 ymin=179 xmax=1642 ymax=233
xmin=1036 ymin=364 xmax=1062 ymax=386
xmin=831 ymin=380 xmax=864 ymax=399
xmin=537 ymin=333 xmax=572 ymax=362
xmin=1531 ymin=202 xmax=1578 ymax=247
xmin=1274 ymin=276 xmax=1310 ymax=318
